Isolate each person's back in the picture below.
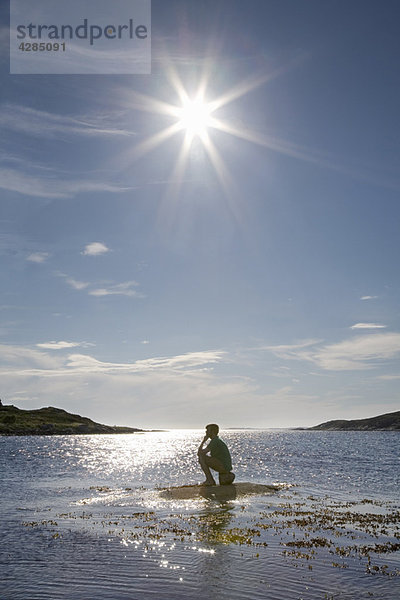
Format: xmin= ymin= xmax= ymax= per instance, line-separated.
xmin=207 ymin=435 xmax=232 ymax=472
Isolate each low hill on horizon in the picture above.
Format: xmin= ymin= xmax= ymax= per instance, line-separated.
xmin=0 ymin=403 xmax=145 ymax=436
xmin=308 ymin=410 xmax=400 ymax=431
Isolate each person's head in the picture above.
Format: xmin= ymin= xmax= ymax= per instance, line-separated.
xmin=206 ymin=423 xmax=219 ymax=438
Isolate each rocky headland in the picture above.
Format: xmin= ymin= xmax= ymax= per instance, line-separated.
xmin=0 ymin=402 xmax=145 ymax=436
xmin=307 ymin=410 xmax=400 ymax=431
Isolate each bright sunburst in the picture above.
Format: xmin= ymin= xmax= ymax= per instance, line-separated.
xmin=176 ymin=96 xmax=213 ymax=138
xmin=121 ymin=64 xmax=302 ymax=219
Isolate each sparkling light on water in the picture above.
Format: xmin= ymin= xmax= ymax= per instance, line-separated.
xmin=1 ymin=430 xmax=399 ymax=600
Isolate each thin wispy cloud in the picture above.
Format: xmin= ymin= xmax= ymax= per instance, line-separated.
xmin=350 ymin=323 xmax=386 ymax=330
xmin=377 ymin=375 xmax=400 ymax=381
xmin=82 ymin=242 xmax=110 ymax=256
xmin=0 ymin=345 xmax=225 ymax=377
xmin=360 ymin=295 xmax=378 ymax=301
xmin=89 ymin=281 xmax=143 ymax=298
xmin=0 ymin=344 xmax=61 ymax=370
xmin=57 ymin=272 xmax=144 ymax=298
xmin=0 ymin=167 xmax=135 ymax=199
xmin=0 ymin=105 xmax=136 ymax=139
xmin=265 ymin=333 xmax=400 ymax=371
xmin=0 ymin=345 xmax=261 ymax=427
xmin=0 ymin=340 xmax=395 ymax=428
xmin=315 ymin=334 xmax=400 ymax=370
xmin=261 ymin=339 xmax=322 ymax=361
xmin=65 ymin=349 xmax=225 ymax=374
xmin=65 ymin=277 xmax=90 ymax=291
xmin=0 ymin=168 xmax=70 ymax=199
xmin=27 ymin=252 xmax=50 ymax=263
xmin=36 ymin=341 xmax=95 ymax=350
xmin=0 ymin=151 xmax=58 ymax=172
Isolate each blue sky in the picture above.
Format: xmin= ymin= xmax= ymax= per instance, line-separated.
xmin=1 ymin=0 xmax=399 ymax=428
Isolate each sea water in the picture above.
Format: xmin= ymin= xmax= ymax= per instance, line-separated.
xmin=1 ymin=430 xmax=399 ymax=599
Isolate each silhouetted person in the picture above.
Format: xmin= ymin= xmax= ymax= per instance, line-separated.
xmin=197 ymin=423 xmax=235 ymax=485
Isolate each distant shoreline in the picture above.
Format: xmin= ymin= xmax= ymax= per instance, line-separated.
xmin=1 ymin=403 xmax=399 ymax=434
xmin=0 ymin=403 xmax=163 ymax=436
xmin=300 ymin=410 xmax=400 ymax=431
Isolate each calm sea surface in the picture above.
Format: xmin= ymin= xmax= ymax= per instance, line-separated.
xmin=1 ymin=430 xmax=399 ymax=599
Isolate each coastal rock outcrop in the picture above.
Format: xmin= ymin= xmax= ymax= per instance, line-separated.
xmin=0 ymin=403 xmax=144 ymax=436
xmin=308 ymin=410 xmax=400 ymax=431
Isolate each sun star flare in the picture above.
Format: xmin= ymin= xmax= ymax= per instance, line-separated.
xmin=176 ymin=96 xmax=213 ymax=138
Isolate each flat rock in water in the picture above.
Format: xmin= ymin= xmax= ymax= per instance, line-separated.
xmin=159 ymin=482 xmax=279 ymax=501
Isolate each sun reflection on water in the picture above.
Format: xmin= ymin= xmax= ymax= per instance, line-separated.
xmin=4 ymin=431 xmax=400 ymax=600
xmin=70 ymin=430 xmax=203 ymax=485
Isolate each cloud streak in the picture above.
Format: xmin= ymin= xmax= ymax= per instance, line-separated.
xmin=89 ymin=281 xmax=143 ymax=298
xmin=0 ymin=341 xmax=397 ymax=428
xmin=56 ymin=273 xmax=144 ymax=298
xmin=65 ymin=350 xmax=225 ymax=374
xmin=36 ymin=341 xmax=95 ymax=350
xmin=0 ymin=345 xmax=225 ymax=377
xmin=0 ymin=167 xmax=134 ymax=199
xmin=265 ymin=333 xmax=400 ymax=371
xmin=0 ymin=344 xmax=264 ymax=427
xmin=0 ymin=345 xmax=250 ymax=427
xmin=0 ymin=105 xmax=136 ymax=139
xmin=0 ymin=344 xmax=62 ymax=370
xmin=350 ymin=323 xmax=386 ymax=330
xmin=0 ymin=105 xmax=137 ymax=200
xmin=65 ymin=277 xmax=90 ymax=291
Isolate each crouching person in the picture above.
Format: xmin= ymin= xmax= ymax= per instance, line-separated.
xmin=197 ymin=423 xmax=235 ymax=486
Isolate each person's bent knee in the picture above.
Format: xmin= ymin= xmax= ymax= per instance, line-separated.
xmin=205 ymin=456 xmax=226 ymax=473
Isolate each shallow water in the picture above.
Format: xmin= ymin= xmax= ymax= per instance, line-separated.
xmin=1 ymin=430 xmax=399 ymax=599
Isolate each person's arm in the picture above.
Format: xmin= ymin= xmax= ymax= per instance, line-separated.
xmin=197 ymin=434 xmax=210 ymax=456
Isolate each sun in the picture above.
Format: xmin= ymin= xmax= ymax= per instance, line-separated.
xmin=121 ymin=67 xmax=281 ymax=206
xmin=176 ymin=96 xmax=212 ymax=137
xmin=118 ymin=62 xmax=333 ymax=230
